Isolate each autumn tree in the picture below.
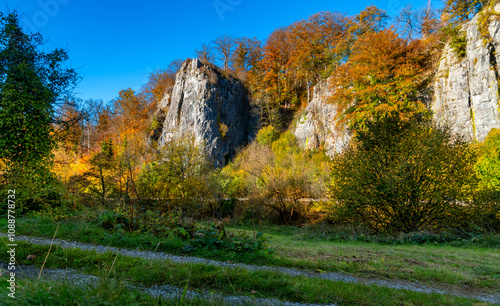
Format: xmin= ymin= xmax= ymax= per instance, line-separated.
xmin=258 ymin=28 xmax=293 ymax=107
xmin=113 ymin=89 xmax=148 ymax=132
xmin=51 ymin=99 xmax=85 ymax=185
xmin=232 ymin=37 xmax=262 ymax=80
xmin=250 ymin=11 xmax=352 ymax=130
xmin=195 ymin=42 xmax=215 ymax=64
xmin=331 ymin=29 xmax=431 ymax=130
xmin=53 ymin=99 xmax=84 ymax=154
xmin=77 ymin=99 xmax=105 ymax=154
xmin=78 ymin=139 xmax=118 ymax=201
xmin=444 ymin=0 xmax=486 ymax=22
xmin=143 ymin=59 xmax=184 ymax=106
xmin=420 ymin=5 xmax=441 ymax=38
xmin=213 ymin=34 xmax=235 ymax=71
xmin=290 ymin=12 xmax=350 ymax=81
xmin=111 ymin=88 xmax=151 ymax=199
xmin=393 ymin=4 xmax=442 ymax=41
xmin=95 ymin=105 xmax=114 ymax=143
xmin=352 ymin=5 xmax=389 ymax=36
xmin=395 ymin=5 xmax=422 ymax=40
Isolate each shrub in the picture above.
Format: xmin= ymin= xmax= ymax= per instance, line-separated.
xmin=220 ymin=198 xmax=238 ymax=217
xmin=444 ymin=25 xmax=467 ymax=59
xmin=474 ymin=128 xmax=500 ymax=231
xmin=256 ymin=125 xmax=279 ymax=146
xmin=328 ymin=113 xmax=478 ymax=235
xmin=137 ymin=135 xmax=211 ymax=208
xmin=0 ymin=162 xmax=69 ymax=215
xmin=225 ymin=131 xmax=330 ymax=224
xmin=183 ymin=222 xmax=270 ymax=254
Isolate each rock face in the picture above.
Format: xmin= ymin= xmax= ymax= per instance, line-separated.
xmin=151 ymin=59 xmax=254 ymax=167
xmin=152 ymin=7 xmax=500 ymax=161
xmin=295 ymin=5 xmax=500 ymax=155
xmin=433 ymin=3 xmax=500 ymax=142
xmin=294 ymin=80 xmax=351 ymax=156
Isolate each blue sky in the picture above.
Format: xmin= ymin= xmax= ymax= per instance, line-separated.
xmin=4 ymin=0 xmax=440 ymax=103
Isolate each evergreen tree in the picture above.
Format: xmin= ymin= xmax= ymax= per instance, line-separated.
xmin=0 ymin=11 xmax=78 ymax=166
xmin=0 ymin=11 xmax=78 ymax=212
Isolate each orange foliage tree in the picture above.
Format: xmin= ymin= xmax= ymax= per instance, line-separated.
xmin=331 ymin=29 xmax=431 ymax=130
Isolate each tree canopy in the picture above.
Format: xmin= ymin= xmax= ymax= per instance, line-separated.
xmin=0 ymin=11 xmax=78 ymax=165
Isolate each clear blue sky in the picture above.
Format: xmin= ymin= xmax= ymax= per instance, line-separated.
xmin=4 ymin=0 xmax=440 ymax=103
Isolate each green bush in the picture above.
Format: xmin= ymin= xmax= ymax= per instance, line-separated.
xmin=473 ymin=128 xmax=500 ymax=231
xmin=329 ymin=113 xmax=478 ymax=235
xmin=183 ymin=222 xmax=270 ymax=254
xmin=0 ymin=162 xmax=70 ymax=216
xmin=444 ymin=25 xmax=467 ymax=58
xmin=137 ymin=135 xmax=211 ymax=207
xmin=256 ymin=125 xmax=280 ymax=146
xmin=220 ymin=198 xmax=238 ymax=217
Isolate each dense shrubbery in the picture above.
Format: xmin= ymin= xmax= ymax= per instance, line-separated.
xmin=223 ymin=129 xmax=330 ymax=224
xmin=137 ymin=135 xmax=212 ymax=207
xmin=473 ymin=128 xmax=500 ymax=231
xmin=0 ymin=162 xmax=72 ymax=215
xmin=299 ymin=223 xmax=500 ymax=248
xmin=328 ymin=114 xmax=481 ymax=235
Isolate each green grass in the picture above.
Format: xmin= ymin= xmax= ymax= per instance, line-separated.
xmin=0 ymin=216 xmax=275 ymax=264
xmin=233 ymin=225 xmax=500 ymax=292
xmin=0 ymin=277 xmax=232 ymax=305
xmin=0 ymin=241 xmax=484 ymax=306
xmin=2 ymin=217 xmax=499 ymax=294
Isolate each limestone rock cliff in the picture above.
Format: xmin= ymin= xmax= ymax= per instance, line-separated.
xmin=150 ymin=59 xmax=254 ymax=167
xmin=433 ymin=3 xmax=500 ymax=141
xmin=295 ymin=5 xmax=500 ymax=154
xmin=294 ymin=80 xmax=351 ymax=156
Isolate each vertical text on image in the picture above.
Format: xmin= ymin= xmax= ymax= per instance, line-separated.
xmin=6 ymin=189 xmax=16 ymax=299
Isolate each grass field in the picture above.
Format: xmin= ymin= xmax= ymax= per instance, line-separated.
xmin=1 ymin=217 xmax=498 ymax=300
xmin=0 ymin=277 xmax=234 ymax=305
xmin=0 ymin=240 xmax=487 ymax=305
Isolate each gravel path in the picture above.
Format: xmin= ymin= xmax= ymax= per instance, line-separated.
xmin=2 ymin=234 xmax=499 ymax=304
xmin=0 ymin=261 xmax=324 ymax=306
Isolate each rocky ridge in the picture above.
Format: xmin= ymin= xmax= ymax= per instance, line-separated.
xmin=432 ymin=2 xmax=500 ymax=142
xmin=153 ymin=6 xmax=500 ymax=159
xmin=150 ymin=59 xmax=254 ymax=167
xmin=293 ymin=79 xmax=350 ymax=156
xmin=294 ymin=4 xmax=500 ymax=155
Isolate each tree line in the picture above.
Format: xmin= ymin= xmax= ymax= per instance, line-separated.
xmin=0 ymin=0 xmax=498 ymax=235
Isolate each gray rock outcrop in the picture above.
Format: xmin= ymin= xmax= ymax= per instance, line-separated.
xmin=433 ymin=3 xmax=500 ymax=141
xmin=295 ymin=4 xmax=500 ymax=155
xmin=294 ymin=80 xmax=351 ymax=156
xmin=151 ymin=59 xmax=254 ymax=167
